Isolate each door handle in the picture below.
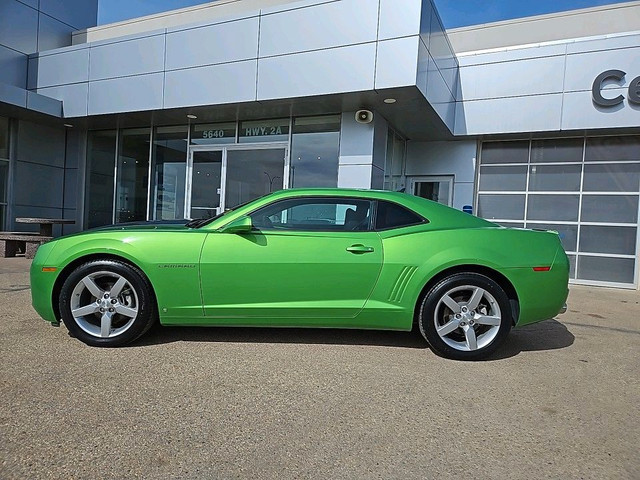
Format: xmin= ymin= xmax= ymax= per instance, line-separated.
xmin=346 ymin=244 xmax=375 ymax=254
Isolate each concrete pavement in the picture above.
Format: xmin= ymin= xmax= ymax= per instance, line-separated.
xmin=0 ymin=257 xmax=638 ymax=479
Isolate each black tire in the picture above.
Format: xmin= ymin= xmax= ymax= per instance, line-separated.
xmin=418 ymin=273 xmax=513 ymax=361
xmin=59 ymin=259 xmax=157 ymax=347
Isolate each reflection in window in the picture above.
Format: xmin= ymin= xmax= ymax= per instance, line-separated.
xmin=0 ymin=116 xmax=8 ymax=229
xmin=116 ymin=128 xmax=150 ymax=223
xmin=585 ymin=136 xmax=640 ymax=162
xmin=384 ymin=129 xmax=406 ymax=191
xmin=251 ymin=197 xmax=372 ymax=232
xmin=290 ymin=115 xmax=340 ymax=188
xmin=86 ymin=130 xmax=116 ymax=228
xmin=0 ymin=116 xmax=8 ymax=159
xmin=152 ymin=126 xmax=187 ymax=220
xmin=481 ymin=141 xmax=529 ymax=164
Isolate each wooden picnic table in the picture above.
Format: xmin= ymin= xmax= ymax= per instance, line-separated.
xmin=15 ymin=217 xmax=75 ymax=237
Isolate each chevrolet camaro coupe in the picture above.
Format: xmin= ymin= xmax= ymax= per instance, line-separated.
xmin=30 ymin=188 xmax=569 ymax=360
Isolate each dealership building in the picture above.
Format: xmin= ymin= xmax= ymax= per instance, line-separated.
xmin=1 ymin=0 xmax=639 ymax=287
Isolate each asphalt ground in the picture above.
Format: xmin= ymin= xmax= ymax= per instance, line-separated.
xmin=0 ymin=257 xmax=638 ymax=479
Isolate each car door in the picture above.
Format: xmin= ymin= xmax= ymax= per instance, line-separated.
xmin=199 ymin=196 xmax=383 ymax=323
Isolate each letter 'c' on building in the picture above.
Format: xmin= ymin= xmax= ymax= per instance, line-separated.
xmin=592 ymin=70 xmax=626 ymax=107
xmin=628 ymin=76 xmax=640 ymax=105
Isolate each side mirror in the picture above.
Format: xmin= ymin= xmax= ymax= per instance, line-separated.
xmin=220 ymin=215 xmax=253 ymax=234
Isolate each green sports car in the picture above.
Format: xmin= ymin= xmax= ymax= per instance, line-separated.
xmin=30 ymin=188 xmax=569 ymax=360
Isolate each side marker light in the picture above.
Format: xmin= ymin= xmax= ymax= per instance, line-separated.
xmin=42 ymin=267 xmax=57 ymax=272
xmin=533 ymin=266 xmax=551 ymax=272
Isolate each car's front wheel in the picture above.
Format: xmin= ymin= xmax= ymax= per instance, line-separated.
xmin=59 ymin=259 xmax=156 ymax=347
xmin=418 ymin=273 xmax=513 ymax=360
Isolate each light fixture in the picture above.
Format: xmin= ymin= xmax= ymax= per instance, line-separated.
xmin=384 ymin=98 xmax=397 ymax=104
xmin=187 ymin=114 xmax=197 ymax=119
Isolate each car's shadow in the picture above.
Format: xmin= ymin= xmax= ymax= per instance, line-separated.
xmin=134 ymin=318 xmax=574 ymax=359
xmin=486 ymin=319 xmax=575 ymax=361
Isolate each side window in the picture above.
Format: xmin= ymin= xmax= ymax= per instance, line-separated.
xmin=375 ymin=200 xmax=425 ymax=230
xmin=251 ymin=197 xmax=373 ymax=232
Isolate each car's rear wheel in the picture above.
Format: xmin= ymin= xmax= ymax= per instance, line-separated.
xmin=59 ymin=260 xmax=156 ymax=347
xmin=418 ymin=273 xmax=512 ymax=360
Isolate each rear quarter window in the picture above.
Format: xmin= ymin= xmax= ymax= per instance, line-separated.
xmin=375 ymin=200 xmax=425 ymax=230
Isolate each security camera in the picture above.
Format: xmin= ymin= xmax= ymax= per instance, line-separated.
xmin=355 ymin=110 xmax=374 ymax=124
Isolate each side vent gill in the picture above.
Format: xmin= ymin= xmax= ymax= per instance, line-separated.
xmin=388 ymin=266 xmax=418 ymax=303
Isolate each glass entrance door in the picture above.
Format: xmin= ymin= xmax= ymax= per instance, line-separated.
xmin=225 ymin=147 xmax=287 ymax=209
xmin=187 ymin=145 xmax=288 ymax=219
xmin=188 ymin=150 xmax=223 ymax=219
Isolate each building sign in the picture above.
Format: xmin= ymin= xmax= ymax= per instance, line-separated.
xmin=239 ymin=119 xmax=289 ymax=141
xmin=592 ymin=70 xmax=640 ymax=107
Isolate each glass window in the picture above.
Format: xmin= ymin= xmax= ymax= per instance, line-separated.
xmin=480 ymin=141 xmax=529 ymax=164
xmin=577 ymin=256 xmax=635 ymax=284
xmin=0 ymin=116 xmax=8 ymax=159
xmin=375 ymin=201 xmax=424 ymax=230
xmin=86 ymin=130 xmax=117 ymax=228
xmin=191 ymin=122 xmax=236 ymax=145
xmin=152 ymin=126 xmax=188 ymax=220
xmin=477 ymin=194 xmax=525 ymax=220
xmin=528 ymin=164 xmax=581 ymax=191
xmin=568 ymin=254 xmax=576 ymax=279
xmin=384 ymin=129 xmax=407 ymax=191
xmin=0 ymin=160 xmax=7 ymax=229
xmin=583 ymin=163 xmax=640 ymax=192
xmin=116 ymin=128 xmax=150 ymax=223
xmin=585 ymin=136 xmax=640 ymax=162
xmin=527 ymin=223 xmax=578 ymax=252
xmin=251 ymin=197 xmax=372 ymax=232
xmin=290 ymin=115 xmax=340 ymax=188
xmin=225 ymin=148 xmax=285 ymax=209
xmin=579 ymin=225 xmax=637 ymax=256
xmin=581 ymin=195 xmax=639 ymax=223
xmin=496 ymin=222 xmax=524 ymax=229
xmin=531 ymin=138 xmax=583 ymax=163
xmin=527 ymin=195 xmax=579 ymax=222
xmin=478 ymin=165 xmax=527 ymax=192
xmin=239 ymin=118 xmax=289 ymax=143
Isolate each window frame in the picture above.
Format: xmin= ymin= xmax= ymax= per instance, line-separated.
xmin=248 ymin=196 xmax=375 ymax=233
xmin=245 ymin=196 xmax=428 ymax=233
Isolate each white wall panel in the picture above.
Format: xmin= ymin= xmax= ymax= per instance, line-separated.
xmin=564 ymin=47 xmax=640 ymax=92
xmin=457 ymin=44 xmax=567 ymax=67
xmin=166 ymin=17 xmax=259 ymax=70
xmin=259 ymin=0 xmax=378 ymax=57
xmin=164 ymin=60 xmax=257 ymax=108
xmin=37 ymin=14 xmax=72 ymax=51
xmin=378 ymin=0 xmax=422 ymax=40
xmin=375 ymin=36 xmax=419 ymax=90
xmin=88 ymin=73 xmax=164 ymax=115
xmin=561 ymin=90 xmax=640 ymax=130
xmin=456 ymin=94 xmax=563 ymax=135
xmin=459 ymin=55 xmax=565 ymax=100
xmin=38 ymin=83 xmax=89 ymax=117
xmin=90 ymin=34 xmax=165 ymax=81
xmin=36 ymin=48 xmax=89 ymax=88
xmin=337 ymin=164 xmax=374 ymax=189
xmin=258 ymin=43 xmax=376 ymax=100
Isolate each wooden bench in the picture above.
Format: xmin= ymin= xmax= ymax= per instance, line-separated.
xmin=0 ymin=233 xmax=52 ymax=259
